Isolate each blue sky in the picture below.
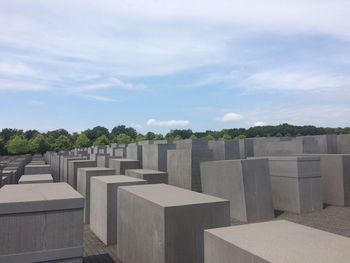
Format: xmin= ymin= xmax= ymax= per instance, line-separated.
xmin=0 ymin=0 xmax=350 ymax=134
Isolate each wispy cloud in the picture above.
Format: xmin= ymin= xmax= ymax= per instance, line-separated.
xmin=72 ymin=77 xmax=147 ymax=92
xmin=84 ymin=95 xmax=115 ymax=102
xmin=253 ymin=121 xmax=266 ymax=127
xmin=0 ymin=79 xmax=48 ymax=92
xmin=215 ymin=113 xmax=243 ymax=122
xmin=146 ymin=119 xmax=190 ymax=127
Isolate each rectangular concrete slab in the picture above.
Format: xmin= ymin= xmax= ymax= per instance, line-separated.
xmin=142 ymin=143 xmax=176 ymax=172
xmin=68 ymin=160 xmax=96 ymax=189
xmin=204 ymin=220 xmax=350 ymax=263
xmin=125 ymin=169 xmax=168 ymax=184
xmin=117 ymin=184 xmax=230 ymax=263
xmin=200 ymin=158 xmax=274 ymax=222
xmin=77 ymin=167 xmax=116 ymax=224
xmin=24 ymin=164 xmax=50 ymax=175
xmin=0 ymin=183 xmax=84 ymax=262
xmin=109 ymin=158 xmax=140 ymax=175
xmin=18 ymin=174 xmax=53 ymax=184
xmin=90 ymin=175 xmax=146 ymax=245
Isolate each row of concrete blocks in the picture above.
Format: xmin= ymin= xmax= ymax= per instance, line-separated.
xmin=0 ymin=154 xmax=32 ymax=186
xmin=2 ymin=181 xmax=350 ymax=262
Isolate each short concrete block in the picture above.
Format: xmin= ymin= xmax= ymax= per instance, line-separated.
xmin=77 ymin=167 xmax=116 ymax=224
xmin=24 ymin=164 xmax=50 ymax=175
xmin=117 ymin=184 xmax=230 ymax=263
xmin=125 ymin=169 xmax=168 ymax=184
xmin=200 ymin=158 xmax=274 ymax=222
xmin=18 ymin=174 xmax=53 ymax=184
xmin=0 ymin=183 xmax=84 ymax=262
xmin=204 ymin=220 xmax=350 ymax=263
xmin=109 ymin=159 xmax=140 ymax=175
xmin=90 ymin=176 xmax=146 ymax=245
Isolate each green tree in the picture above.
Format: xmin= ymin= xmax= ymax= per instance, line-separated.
xmin=1 ymin=128 xmax=23 ymax=141
xmin=29 ymin=134 xmax=49 ymax=154
xmin=154 ymin=134 xmax=164 ymax=140
xmin=221 ymin=134 xmax=232 ymax=140
xmin=174 ymin=135 xmax=182 ymax=140
xmin=234 ymin=134 xmax=246 ymax=140
xmin=0 ymin=136 xmax=6 ymax=155
xmin=135 ymin=134 xmax=146 ymax=142
xmin=207 ymin=134 xmax=215 ymax=141
xmin=94 ymin=135 xmax=110 ymax=146
xmin=53 ymin=135 xmax=73 ymax=151
xmin=75 ymin=133 xmax=91 ymax=148
xmin=24 ymin=129 xmax=39 ymax=140
xmin=111 ymin=125 xmax=137 ymax=139
xmin=115 ymin=133 xmax=132 ymax=144
xmin=145 ymin=132 xmax=155 ymax=140
xmin=85 ymin=126 xmax=109 ymax=141
xmin=6 ymin=135 xmax=30 ymax=155
xmin=190 ymin=134 xmax=198 ymax=139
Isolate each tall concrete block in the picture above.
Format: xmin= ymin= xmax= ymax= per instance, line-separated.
xmin=200 ymin=159 xmax=274 ymax=222
xmin=77 ymin=167 xmax=116 ymax=224
xmin=125 ymin=169 xmax=168 ymax=184
xmin=117 ymin=184 xmax=230 ymax=263
xmin=109 ymin=159 xmax=140 ymax=175
xmin=24 ymin=164 xmax=50 ymax=175
xmin=68 ymin=160 xmax=96 ymax=189
xmin=62 ymin=156 xmax=86 ymax=183
xmin=126 ymin=144 xmax=142 ymax=164
xmin=0 ymin=183 xmax=84 ymax=262
xmin=208 ymin=140 xmax=240 ymax=160
xmin=304 ymin=154 xmax=350 ymax=206
xmin=90 ymin=176 xmax=146 ymax=245
xmin=337 ymin=134 xmax=350 ymax=154
xmin=204 ymin=220 xmax=350 ymax=263
xmin=167 ymin=140 xmax=213 ymax=192
xmin=268 ymin=156 xmax=323 ymax=213
xmin=19 ymin=174 xmax=53 ymax=184
xmin=302 ymin=134 xmax=338 ymax=154
xmin=142 ymin=143 xmax=176 ymax=171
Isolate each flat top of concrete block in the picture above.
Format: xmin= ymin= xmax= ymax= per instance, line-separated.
xmin=19 ymin=174 xmax=53 ymax=182
xmin=70 ymin=160 xmax=95 ymax=164
xmin=78 ymin=167 xmax=115 ymax=172
xmin=119 ymin=184 xmax=228 ymax=208
xmin=126 ymin=169 xmax=167 ymax=175
xmin=206 ymin=220 xmax=350 ymax=263
xmin=25 ymin=164 xmax=50 ymax=168
xmin=93 ymin=175 xmax=146 ymax=184
xmin=0 ymin=182 xmax=84 ymax=214
xmin=110 ymin=158 xmax=139 ymax=163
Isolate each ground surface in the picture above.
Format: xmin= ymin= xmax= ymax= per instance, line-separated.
xmin=83 ymin=205 xmax=350 ymax=262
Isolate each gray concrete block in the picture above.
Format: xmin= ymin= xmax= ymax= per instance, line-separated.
xmin=24 ymin=164 xmax=50 ymax=175
xmin=200 ymin=159 xmax=274 ymax=222
xmin=0 ymin=183 xmax=84 ymax=262
xmin=167 ymin=147 xmax=213 ymax=192
xmin=90 ymin=176 xmax=146 ymax=245
xmin=117 ymin=184 xmax=230 ymax=263
xmin=68 ymin=160 xmax=96 ymax=189
xmin=337 ymin=134 xmax=350 ymax=154
xmin=208 ymin=140 xmax=240 ymax=160
xmin=125 ymin=169 xmax=168 ymax=184
xmin=126 ymin=145 xmax=142 ymax=164
xmin=109 ymin=159 xmax=140 ymax=175
xmin=62 ymin=156 xmax=86 ymax=183
xmin=77 ymin=167 xmax=116 ymax=224
xmin=204 ymin=220 xmax=350 ymax=263
xmin=268 ymin=156 xmax=323 ymax=213
xmin=142 ymin=143 xmax=175 ymax=172
xmin=19 ymin=174 xmax=53 ymax=184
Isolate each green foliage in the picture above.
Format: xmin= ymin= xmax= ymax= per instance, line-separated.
xmin=24 ymin=129 xmax=39 ymax=140
xmin=75 ymin=133 xmax=91 ymax=148
xmin=154 ymin=134 xmax=164 ymax=140
xmin=189 ymin=134 xmax=198 ymax=139
xmin=111 ymin=125 xmax=137 ymax=139
xmin=1 ymin=128 xmax=23 ymax=141
xmin=53 ymin=135 xmax=73 ymax=151
xmin=221 ymin=134 xmax=232 ymax=140
xmin=135 ymin=134 xmax=146 ymax=142
xmin=6 ymin=135 xmax=29 ymax=155
xmin=166 ymin=129 xmax=193 ymax=139
xmin=29 ymin=134 xmax=49 ymax=154
xmin=115 ymin=133 xmax=132 ymax=144
xmin=85 ymin=126 xmax=109 ymax=141
xmin=207 ymin=134 xmax=216 ymax=141
xmin=234 ymin=134 xmax=246 ymax=140
xmin=145 ymin=132 xmax=155 ymax=140
xmin=0 ymin=136 xmax=6 ymax=155
xmin=174 ymin=135 xmax=182 ymax=140
xmin=93 ymin=135 xmax=110 ymax=146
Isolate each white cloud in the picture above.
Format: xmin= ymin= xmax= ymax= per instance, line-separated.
xmin=0 ymin=60 xmax=39 ymax=77
xmin=253 ymin=121 xmax=266 ymax=127
xmin=72 ymin=78 xmax=147 ymax=92
xmin=129 ymin=123 xmax=142 ymax=129
xmin=146 ymin=119 xmax=190 ymax=127
xmin=0 ymin=79 xmax=48 ymax=92
xmin=215 ymin=113 xmax=243 ymax=122
xmin=84 ymin=95 xmax=115 ymax=102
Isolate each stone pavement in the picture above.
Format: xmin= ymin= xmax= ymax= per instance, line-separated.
xmin=83 ymin=205 xmax=350 ymax=262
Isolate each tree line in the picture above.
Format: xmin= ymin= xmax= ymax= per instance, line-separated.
xmin=0 ymin=123 xmax=349 ymax=155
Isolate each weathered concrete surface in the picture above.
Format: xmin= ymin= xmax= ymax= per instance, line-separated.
xmin=18 ymin=174 xmax=53 ymax=184
xmin=268 ymin=156 xmax=323 ymax=214
xmin=0 ymin=183 xmax=84 ymax=263
xmin=68 ymin=160 xmax=96 ymax=189
xmin=109 ymin=159 xmax=140 ymax=175
xmin=200 ymin=159 xmax=274 ymax=222
xmin=117 ymin=184 xmax=230 ymax=263
xmin=24 ymin=164 xmax=50 ymax=175
xmin=90 ymin=176 xmax=146 ymax=245
xmin=337 ymin=134 xmax=350 ymax=154
xmin=77 ymin=167 xmax=116 ymax=224
xmin=63 ymin=156 xmax=86 ymax=183
xmin=125 ymin=169 xmax=168 ymax=184
xmin=168 ymin=139 xmax=213 ymax=192
xmin=208 ymin=140 xmax=240 ymax=160
xmin=204 ymin=220 xmax=350 ymax=263
xmin=142 ymin=143 xmax=175 ymax=172
xmin=126 ymin=144 xmax=142 ymax=164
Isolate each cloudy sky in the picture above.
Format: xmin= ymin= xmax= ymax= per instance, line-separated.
xmin=0 ymin=0 xmax=349 ymax=133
